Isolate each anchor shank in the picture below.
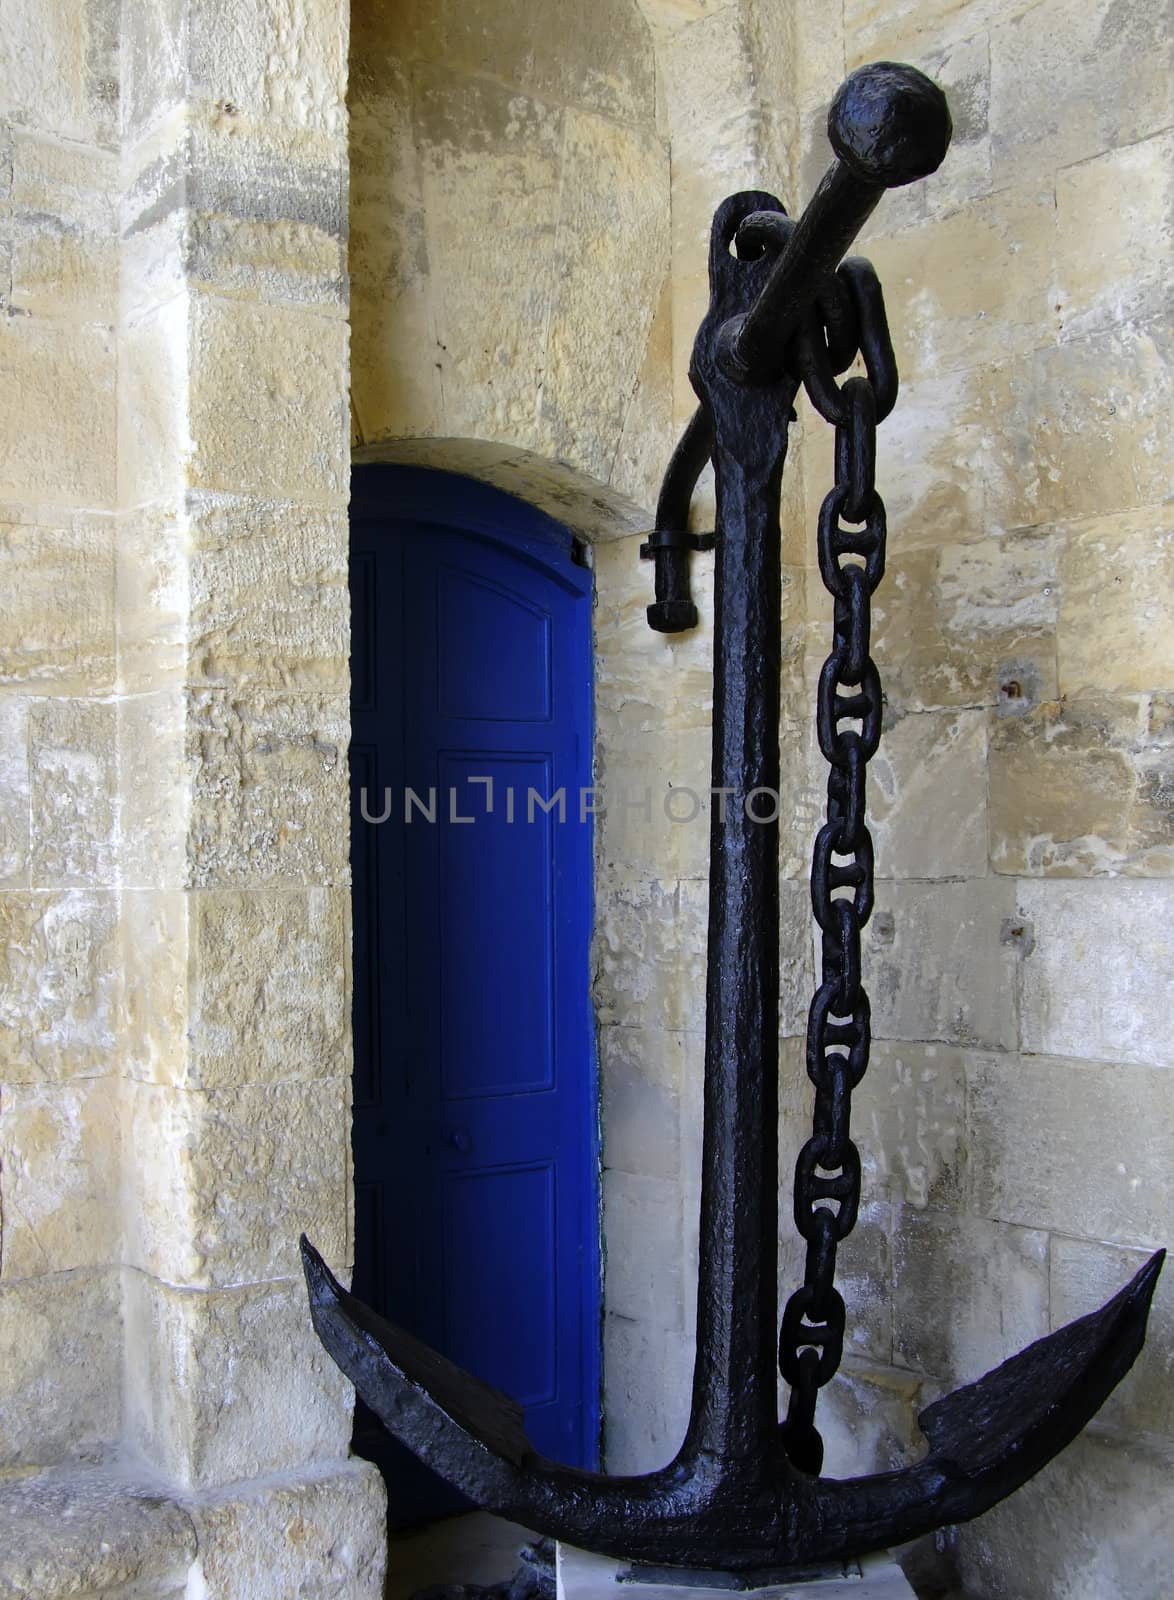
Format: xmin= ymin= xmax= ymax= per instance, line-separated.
xmin=684 ymin=427 xmax=790 ymax=1466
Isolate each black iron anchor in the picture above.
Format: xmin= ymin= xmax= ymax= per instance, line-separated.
xmin=302 ymin=62 xmax=1163 ymax=1574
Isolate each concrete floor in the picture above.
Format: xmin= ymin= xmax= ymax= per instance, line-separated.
xmin=384 ymin=1512 xmax=534 ymax=1598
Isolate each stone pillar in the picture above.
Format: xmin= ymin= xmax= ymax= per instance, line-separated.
xmin=116 ymin=0 xmax=384 ymax=1587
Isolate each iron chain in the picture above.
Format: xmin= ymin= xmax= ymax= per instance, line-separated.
xmin=779 ymin=258 xmax=895 ymax=1477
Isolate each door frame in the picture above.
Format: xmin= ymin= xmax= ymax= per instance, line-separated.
xmin=348 ymin=462 xmax=603 ymax=1472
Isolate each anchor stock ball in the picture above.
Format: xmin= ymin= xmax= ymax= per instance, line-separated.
xmin=828 ymin=62 xmax=952 ymax=188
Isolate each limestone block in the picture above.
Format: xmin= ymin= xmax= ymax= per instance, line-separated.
xmin=891 ymin=1209 xmax=1049 ymax=1385
xmin=912 ymin=29 xmax=992 ymax=219
xmin=982 ymin=318 xmax=1171 ymax=531
xmin=188 ymin=493 xmax=348 ymax=689
xmin=808 ymin=1359 xmax=927 ymax=1482
xmin=0 ymin=698 xmax=29 ymax=886
xmin=604 ymin=1168 xmax=685 ymax=1333
xmin=186 ymin=689 xmax=349 ymax=887
xmin=123 ymin=1272 xmax=354 ymax=1487
xmin=28 ymin=698 xmax=116 ymax=887
xmin=989 ymin=0 xmax=1173 ymax=191
xmin=185 ymin=0 xmax=347 ymax=134
xmin=967 ymin=1052 xmax=1173 ymax=1247
xmin=1016 ymin=879 xmax=1173 ymax=1067
xmin=0 ymin=1464 xmax=196 ymax=1600
xmin=0 ymin=890 xmax=118 ymax=1081
xmin=1051 ymin=1235 xmax=1174 ymax=1444
xmin=0 ymin=0 xmax=118 ymax=148
xmin=0 ymin=1267 xmax=120 ymax=1467
xmin=0 ymin=1075 xmax=119 ymax=1276
xmin=124 ymin=1077 xmax=349 ymax=1287
xmin=869 ymin=709 xmax=987 ymax=880
xmin=602 ymin=1313 xmax=694 ymax=1474
xmin=866 ymin=186 xmax=1055 ymax=384
xmin=359 ymin=0 xmax=657 ymax=130
xmin=852 ymin=1041 xmax=968 ymax=1213
xmin=595 ymin=717 xmax=712 ymax=881
xmin=121 ymin=890 xmax=188 ymax=1084
xmin=863 ymin=879 xmax=1018 ymax=1050
xmin=349 ymin=81 xmax=442 ymax=442
xmin=0 ymin=514 xmax=115 ymax=691
xmin=538 ymin=111 xmax=669 ymax=487
xmin=187 ymin=293 xmax=349 ymax=501
xmin=8 ymin=131 xmax=117 ymax=322
xmin=844 ymin=0 xmax=1013 ymax=64
xmin=115 ymin=507 xmax=186 ymax=692
xmin=187 ymin=1459 xmax=387 ymax=1598
xmin=415 ymin=68 xmax=563 ymax=451
xmin=593 ymin=875 xmax=707 ymax=1034
xmin=953 ymin=1431 xmax=1174 ymax=1600
xmin=1055 ymin=130 xmax=1173 ymax=342
xmin=120 ymin=0 xmax=185 ymax=142
xmin=611 ymin=270 xmax=674 ymax=516
xmin=601 ymin=1026 xmax=683 ymax=1181
xmin=833 ymin=1198 xmax=894 ymax=1367
xmin=779 ymin=877 xmax=814 ymax=1039
xmin=189 ymin=887 xmax=350 ymax=1088
xmin=989 ymin=696 xmax=1173 ymax=876
xmin=862 ymin=365 xmax=986 ymax=552
xmin=1056 ymin=504 xmax=1174 ymax=697
xmin=119 ymin=691 xmax=189 ymax=890
xmin=118 ymin=295 xmax=188 ymax=513
xmin=0 ymin=316 xmax=115 ymax=510
xmin=871 ymin=533 xmax=1060 ymax=712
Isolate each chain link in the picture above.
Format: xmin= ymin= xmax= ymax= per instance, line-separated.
xmin=778 ymin=258 xmax=896 ymax=1478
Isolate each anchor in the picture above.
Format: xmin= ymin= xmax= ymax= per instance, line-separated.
xmin=302 ymin=62 xmax=1164 ymax=1573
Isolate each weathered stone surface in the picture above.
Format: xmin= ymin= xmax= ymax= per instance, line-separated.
xmin=188 ymin=494 xmax=348 ymax=689
xmin=868 ymin=186 xmax=1054 ymax=383
xmin=0 ymin=0 xmax=118 ymax=148
xmin=871 ymin=533 xmax=1061 ymax=712
xmin=1054 ymin=129 xmax=1174 ymax=343
xmin=595 ymin=717 xmax=713 ymax=881
xmin=982 ymin=318 xmax=1171 ymax=531
xmin=120 ymin=0 xmax=185 ymax=142
xmin=1051 ymin=1234 xmax=1174 ymax=1444
xmin=891 ymin=1209 xmax=1050 ymax=1384
xmin=189 ymin=887 xmax=350 ymax=1088
xmin=602 ymin=1313 xmax=693 ymax=1474
xmin=864 ymin=879 xmax=1018 ymax=1050
xmin=0 ymin=890 xmax=117 ymax=1081
xmin=538 ymin=111 xmax=669 ymax=486
xmin=954 ymin=1431 xmax=1174 ymax=1600
xmin=593 ymin=874 xmax=708 ymax=1034
xmin=125 ymin=1078 xmax=349 ymax=1287
xmin=187 ymin=292 xmax=348 ymax=501
xmin=8 ymin=131 xmax=117 ymax=322
xmin=869 ymin=709 xmax=988 ymax=880
xmin=968 ymin=1052 xmax=1173 ymax=1247
xmin=186 ymin=689 xmax=349 ymax=887
xmin=1016 ymin=879 xmax=1173 ymax=1068
xmin=611 ymin=269 xmax=674 ymax=515
xmin=834 ymin=1198 xmax=894 ymax=1368
xmin=600 ymin=1026 xmax=683 ymax=1181
xmin=118 ymin=295 xmax=188 ymax=512
xmin=0 ymin=1075 xmax=119 ymax=1276
xmin=853 ymin=1040 xmax=968 ymax=1212
xmin=187 ymin=1459 xmax=387 ymax=1599
xmin=0 ymin=515 xmax=115 ymax=691
xmin=28 ymin=698 xmax=116 ymax=887
xmin=0 ymin=698 xmax=29 ymax=886
xmin=989 ymin=695 xmax=1174 ymax=876
xmin=816 ymin=1359 xmax=927 ymax=1482
xmin=186 ymin=0 xmax=348 ymax=135
xmin=124 ymin=1272 xmax=354 ymax=1487
xmin=0 ymin=316 xmax=115 ymax=510
xmin=861 ymin=365 xmax=986 ymax=552
xmin=0 ymin=1464 xmax=196 ymax=1600
xmin=603 ymin=1168 xmax=685 ymax=1332
xmin=844 ymin=0 xmax=1015 ymax=64
xmin=989 ymin=0 xmax=1173 ymax=190
xmin=1056 ymin=504 xmax=1173 ymax=698
xmin=119 ymin=690 xmax=188 ymax=889
xmin=0 ymin=1268 xmax=120 ymax=1467
xmin=116 ymin=507 xmax=186 ymax=692
xmin=121 ymin=890 xmax=188 ymax=1084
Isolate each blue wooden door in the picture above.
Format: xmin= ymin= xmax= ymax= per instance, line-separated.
xmin=349 ymin=467 xmax=600 ymax=1524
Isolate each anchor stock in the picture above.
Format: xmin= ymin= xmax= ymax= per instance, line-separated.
xmin=303 ymin=61 xmax=1165 ymax=1573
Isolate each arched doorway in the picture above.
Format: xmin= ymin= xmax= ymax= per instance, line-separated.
xmin=348 ymin=465 xmax=600 ymax=1523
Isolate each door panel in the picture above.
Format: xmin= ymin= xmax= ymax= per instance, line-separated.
xmin=349 ymin=471 xmax=598 ymax=1525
